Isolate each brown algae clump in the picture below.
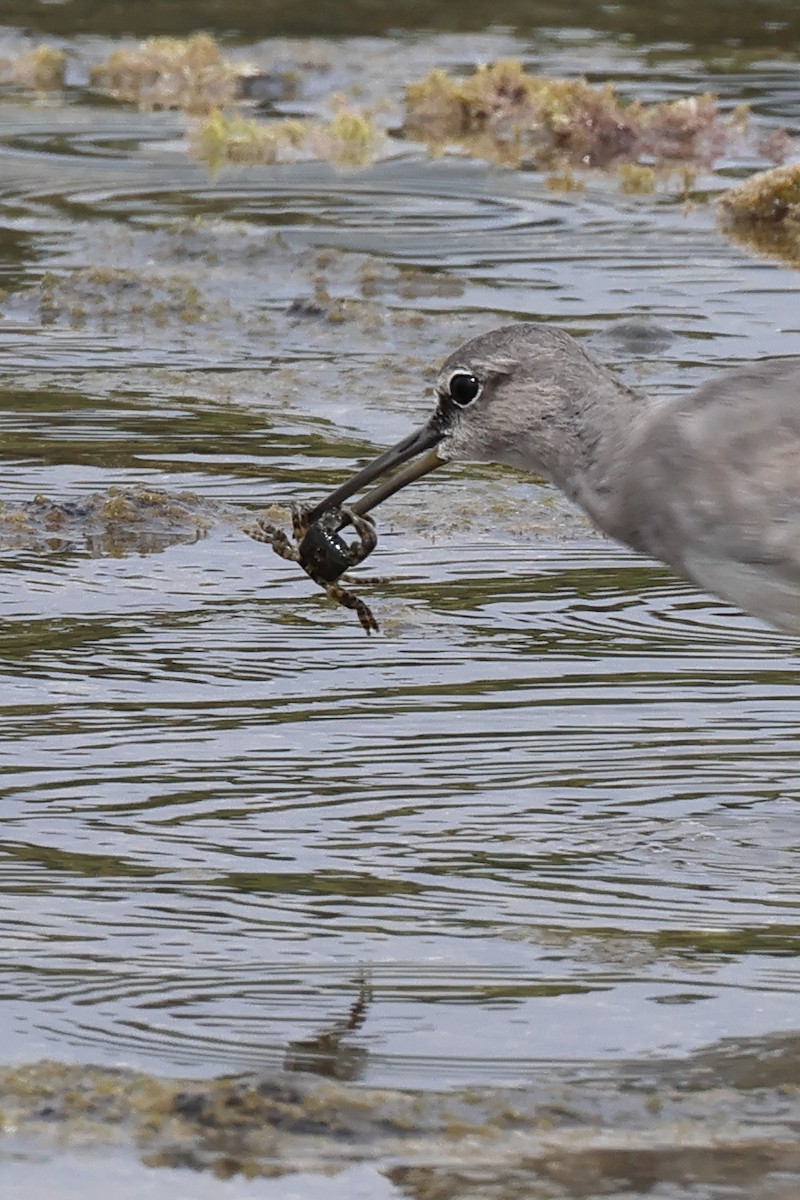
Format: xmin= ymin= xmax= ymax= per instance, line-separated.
xmin=404 ymin=61 xmax=639 ymax=165
xmin=0 ymin=45 xmax=66 ymax=90
xmin=720 ymin=162 xmax=800 ymax=226
xmin=89 ymin=32 xmax=273 ymax=113
xmin=718 ymin=162 xmax=800 ymax=265
xmin=404 ymin=59 xmax=739 ymax=169
xmin=192 ymin=108 xmax=383 ymax=168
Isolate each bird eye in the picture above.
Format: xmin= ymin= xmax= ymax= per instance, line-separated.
xmin=447 ymin=371 xmax=482 ymax=407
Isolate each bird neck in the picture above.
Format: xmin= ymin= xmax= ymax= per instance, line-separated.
xmin=540 ymin=369 xmax=648 ymax=539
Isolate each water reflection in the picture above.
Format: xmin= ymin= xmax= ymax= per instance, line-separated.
xmin=284 ymin=972 xmax=372 ymax=1079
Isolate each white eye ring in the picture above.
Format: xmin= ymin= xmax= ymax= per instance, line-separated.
xmin=446 ymin=370 xmax=483 ymax=407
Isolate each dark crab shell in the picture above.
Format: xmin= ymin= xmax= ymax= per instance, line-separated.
xmin=297 ymin=520 xmax=354 ymax=583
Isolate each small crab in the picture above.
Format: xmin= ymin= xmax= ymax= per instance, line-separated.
xmin=245 ymin=503 xmax=379 ymax=633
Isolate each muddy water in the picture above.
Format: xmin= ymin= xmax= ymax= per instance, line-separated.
xmin=1 ymin=6 xmax=800 ymax=1198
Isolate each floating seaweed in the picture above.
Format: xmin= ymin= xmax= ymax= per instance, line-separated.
xmin=618 ymin=163 xmax=657 ymax=194
xmin=88 ymin=32 xmax=290 ymax=114
xmin=403 ymin=59 xmax=755 ymax=171
xmin=191 ymin=107 xmax=383 ymax=169
xmin=0 ymin=45 xmax=66 ymax=90
xmin=718 ymin=162 xmax=800 ymax=266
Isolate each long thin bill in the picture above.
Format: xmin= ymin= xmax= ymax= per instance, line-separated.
xmin=350 ymin=447 xmax=444 ymax=516
xmin=304 ymin=419 xmax=444 ymax=524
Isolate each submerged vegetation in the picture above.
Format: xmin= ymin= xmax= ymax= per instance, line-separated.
xmin=4 ymin=1056 xmax=798 ymax=1185
xmin=0 ymin=488 xmax=217 ymax=555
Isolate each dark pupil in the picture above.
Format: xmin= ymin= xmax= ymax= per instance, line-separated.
xmin=449 ymin=373 xmax=480 ymax=406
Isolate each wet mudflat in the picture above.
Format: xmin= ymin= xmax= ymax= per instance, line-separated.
xmin=1 ymin=3 xmax=800 ymax=1197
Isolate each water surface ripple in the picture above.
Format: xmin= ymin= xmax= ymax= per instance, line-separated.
xmin=2 ymin=536 xmax=800 ymax=1084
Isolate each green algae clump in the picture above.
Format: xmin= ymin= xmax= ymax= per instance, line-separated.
xmin=718 ymin=162 xmax=800 ymax=266
xmin=192 ymin=108 xmax=383 ymax=169
xmin=404 ymin=59 xmax=733 ymax=170
xmin=618 ymin=163 xmax=657 ymax=194
xmin=192 ymin=110 xmax=310 ymax=165
xmin=325 ymin=109 xmax=383 ymax=167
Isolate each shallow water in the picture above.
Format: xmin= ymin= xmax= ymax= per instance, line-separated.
xmin=1 ymin=4 xmax=800 ymax=1196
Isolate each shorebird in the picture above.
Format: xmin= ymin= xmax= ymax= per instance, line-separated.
xmin=303 ymin=322 xmax=800 ymax=633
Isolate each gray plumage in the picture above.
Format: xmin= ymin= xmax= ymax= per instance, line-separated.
xmin=434 ymin=324 xmax=800 ymax=633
